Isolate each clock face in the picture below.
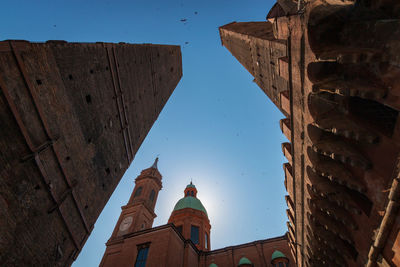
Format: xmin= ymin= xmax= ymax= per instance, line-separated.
xmin=119 ymin=216 xmax=133 ymax=231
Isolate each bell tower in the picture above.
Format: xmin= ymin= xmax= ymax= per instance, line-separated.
xmin=108 ymin=158 xmax=162 ymax=240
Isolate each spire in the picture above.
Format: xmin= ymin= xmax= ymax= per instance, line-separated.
xmin=151 ymin=157 xmax=159 ymax=169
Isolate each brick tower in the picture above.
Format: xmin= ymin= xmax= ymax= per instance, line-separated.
xmin=108 ymin=158 xmax=162 ymax=240
xmin=168 ymin=182 xmax=211 ymax=251
xmin=219 ymin=0 xmax=400 ymax=266
xmin=0 ymin=40 xmax=181 ymax=266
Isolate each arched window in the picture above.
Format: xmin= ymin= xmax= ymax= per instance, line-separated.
xmin=134 ymin=187 xmax=142 ymax=197
xmin=149 ymin=190 xmax=155 ymax=202
xmin=191 ymin=191 xmax=194 ymax=196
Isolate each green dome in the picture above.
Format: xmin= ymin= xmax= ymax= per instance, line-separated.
xmin=209 ymin=264 xmax=218 ymax=267
xmin=173 ymin=196 xmax=208 ymax=216
xmin=238 ymin=257 xmax=253 ymax=266
xmin=271 ymin=250 xmax=287 ymax=261
xmin=186 ymin=182 xmax=196 ymax=188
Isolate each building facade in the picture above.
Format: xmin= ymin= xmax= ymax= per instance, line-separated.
xmin=100 ymin=160 xmax=294 ymax=267
xmin=0 ymin=40 xmax=182 ymax=266
xmin=219 ymin=0 xmax=400 ymax=266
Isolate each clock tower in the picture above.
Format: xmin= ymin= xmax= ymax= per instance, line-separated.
xmin=108 ymin=158 xmax=162 ymax=240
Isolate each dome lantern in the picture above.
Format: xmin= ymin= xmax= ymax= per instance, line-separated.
xmin=184 ymin=181 xmax=197 ymax=197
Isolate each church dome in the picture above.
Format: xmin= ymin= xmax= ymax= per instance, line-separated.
xmin=173 ymin=196 xmax=208 ymax=216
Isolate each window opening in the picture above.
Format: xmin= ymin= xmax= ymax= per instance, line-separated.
xmin=134 ymin=244 xmax=149 ymax=267
xmin=149 ymin=190 xmax=155 ymax=202
xmin=134 ymin=187 xmax=143 ymax=197
xmin=191 ymin=225 xmax=199 ymax=244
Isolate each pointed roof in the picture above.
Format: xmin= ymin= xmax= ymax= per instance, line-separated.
xmin=135 ymin=157 xmax=162 ymax=186
xmin=150 ymin=157 xmax=159 ymax=169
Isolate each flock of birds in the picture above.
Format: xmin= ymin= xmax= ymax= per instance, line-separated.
xmin=180 ymin=11 xmax=198 ymax=47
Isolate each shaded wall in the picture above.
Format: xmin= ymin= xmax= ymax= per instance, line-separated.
xmin=0 ymin=40 xmax=182 ymax=266
xmin=219 ymin=0 xmax=400 ymax=265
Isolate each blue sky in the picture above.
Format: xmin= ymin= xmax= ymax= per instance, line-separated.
xmin=1 ymin=0 xmax=288 ymax=265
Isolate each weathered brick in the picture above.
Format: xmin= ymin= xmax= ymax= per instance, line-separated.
xmin=0 ymin=40 xmax=182 ymax=266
